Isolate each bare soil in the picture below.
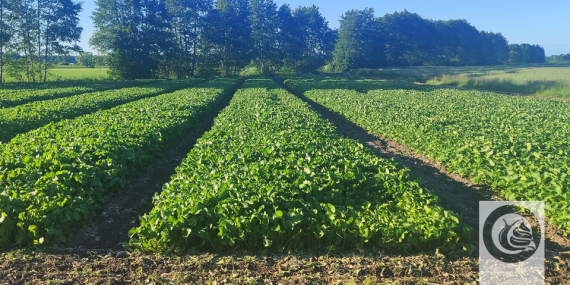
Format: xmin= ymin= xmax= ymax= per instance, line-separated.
xmin=1 ymin=78 xmax=569 ymax=284
xmin=0 ymin=250 xmax=480 ymax=284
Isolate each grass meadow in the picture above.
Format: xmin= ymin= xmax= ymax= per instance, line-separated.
xmin=2 ymin=66 xmax=110 ymax=82
xmin=46 ymin=67 xmax=110 ymax=81
xmin=352 ymin=65 xmax=570 ymax=98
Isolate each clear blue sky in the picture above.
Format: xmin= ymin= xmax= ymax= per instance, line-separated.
xmin=79 ymin=0 xmax=570 ymax=56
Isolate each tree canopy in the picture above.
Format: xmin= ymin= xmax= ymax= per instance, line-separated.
xmin=330 ymin=9 xmax=539 ymax=72
xmin=1 ymin=0 xmax=82 ymax=82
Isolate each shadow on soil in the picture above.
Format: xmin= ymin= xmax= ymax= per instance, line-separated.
xmin=271 ymin=77 xmax=570 ymax=260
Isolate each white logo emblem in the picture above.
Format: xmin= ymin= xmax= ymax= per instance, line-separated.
xmin=492 ymin=214 xmax=537 ymax=255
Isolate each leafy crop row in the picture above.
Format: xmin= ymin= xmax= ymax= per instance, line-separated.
xmin=283 ymin=75 xmax=570 ymax=232
xmin=129 ymin=79 xmax=468 ymax=254
xmin=0 ymin=78 xmax=241 ymax=247
xmin=0 ymin=80 xmax=153 ymax=108
xmin=0 ymin=79 xmax=204 ymax=143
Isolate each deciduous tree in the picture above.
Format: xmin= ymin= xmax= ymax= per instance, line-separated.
xmin=6 ymin=0 xmax=81 ymax=82
xmin=250 ymin=0 xmax=278 ymax=75
xmin=91 ymin=0 xmax=173 ymax=79
xmin=292 ymin=5 xmax=335 ymax=72
xmin=165 ymin=0 xmax=212 ymax=78
xmin=77 ymin=51 xmax=95 ymax=67
xmin=202 ymin=0 xmax=251 ymax=77
xmin=330 ymin=8 xmax=378 ymax=72
xmin=0 ymin=0 xmax=15 ymax=83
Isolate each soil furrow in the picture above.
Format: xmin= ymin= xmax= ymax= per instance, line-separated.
xmin=272 ymin=77 xmax=570 ymax=261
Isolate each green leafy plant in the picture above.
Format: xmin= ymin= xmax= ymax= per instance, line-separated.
xmin=0 ymin=80 xmax=157 ymax=108
xmin=0 ymin=78 xmax=241 ymax=247
xmin=129 ymin=79 xmax=469 ymax=254
xmin=0 ymin=79 xmax=205 ymax=143
xmin=283 ymin=75 xmax=570 ymax=234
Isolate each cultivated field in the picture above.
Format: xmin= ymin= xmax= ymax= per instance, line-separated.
xmin=0 ymin=76 xmax=569 ymax=284
xmin=352 ymin=65 xmax=570 ymax=98
xmin=130 ymin=79 xmax=468 ymax=254
xmin=283 ymin=75 xmax=570 ymax=232
xmin=0 ymin=80 xmax=153 ymax=108
xmin=0 ymin=80 xmax=205 ymax=143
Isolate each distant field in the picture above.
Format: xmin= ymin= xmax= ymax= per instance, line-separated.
xmin=3 ymin=67 xmax=110 ymax=82
xmin=352 ymin=65 xmax=570 ymax=98
xmin=49 ymin=67 xmax=110 ymax=81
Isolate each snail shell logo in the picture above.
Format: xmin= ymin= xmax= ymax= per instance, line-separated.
xmin=483 ymin=205 xmax=541 ymax=263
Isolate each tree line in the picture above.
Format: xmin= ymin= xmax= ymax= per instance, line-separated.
xmin=0 ymin=0 xmax=548 ymax=81
xmin=546 ymin=53 xmax=570 ymax=64
xmin=90 ymin=0 xmax=336 ymax=79
xmin=330 ymin=9 xmax=545 ymax=72
xmin=75 ymin=52 xmax=110 ymax=68
xmin=90 ymin=3 xmax=548 ymax=77
xmin=507 ymin=44 xmax=545 ymax=64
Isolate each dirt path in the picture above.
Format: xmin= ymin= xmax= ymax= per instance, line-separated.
xmin=71 ymin=80 xmax=244 ymax=250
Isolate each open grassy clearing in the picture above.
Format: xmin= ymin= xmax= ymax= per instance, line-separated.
xmin=2 ymin=68 xmax=111 ymax=83
xmin=352 ymin=65 xmax=570 ymax=98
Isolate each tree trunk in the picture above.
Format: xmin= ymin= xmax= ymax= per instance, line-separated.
xmin=24 ymin=29 xmax=34 ymax=83
xmin=183 ymin=34 xmax=189 ymax=78
xmin=26 ymin=44 xmax=36 ymax=83
xmin=43 ymin=33 xmax=48 ymax=83
xmin=191 ymin=39 xmax=196 ymax=78
xmin=37 ymin=0 xmax=42 ymax=83
xmin=190 ymin=20 xmax=198 ymax=78
xmin=43 ymin=9 xmax=50 ymax=83
xmin=0 ymin=0 xmax=4 ymax=84
xmin=173 ymin=25 xmax=183 ymax=79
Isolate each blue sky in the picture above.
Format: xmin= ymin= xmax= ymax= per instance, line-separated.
xmin=79 ymin=0 xmax=570 ymax=56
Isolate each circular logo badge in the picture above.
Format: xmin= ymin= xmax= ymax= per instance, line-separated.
xmin=483 ymin=205 xmax=541 ymax=263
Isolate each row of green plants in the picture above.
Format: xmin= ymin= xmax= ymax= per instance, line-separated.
xmin=0 ymin=78 xmax=241 ymax=248
xmin=0 ymin=79 xmax=204 ymax=143
xmin=129 ymin=79 xmax=469 ymax=254
xmin=283 ymin=75 xmax=570 ymax=233
xmin=0 ymin=80 xmax=153 ymax=108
